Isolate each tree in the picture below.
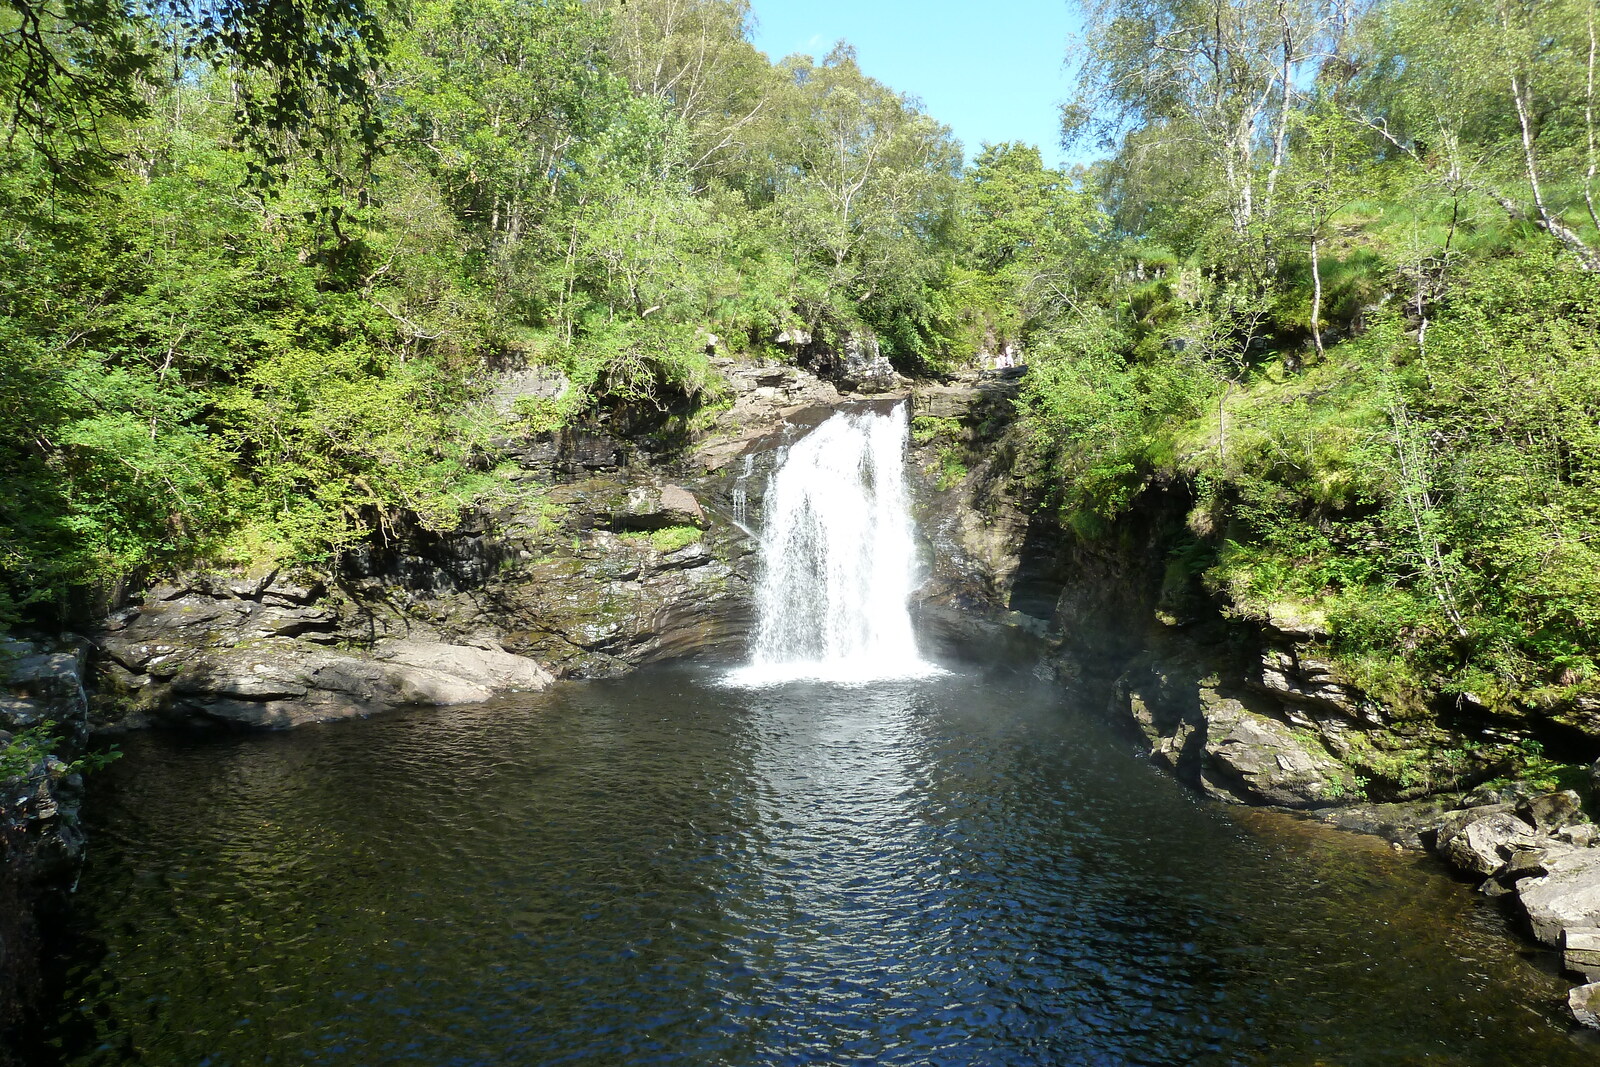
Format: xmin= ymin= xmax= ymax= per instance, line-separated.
xmin=394 ymin=0 xmax=615 ymax=269
xmin=594 ymin=0 xmax=775 ymax=177
xmin=965 ymin=142 xmax=1100 ymax=310
xmin=1353 ymin=0 xmax=1600 ymax=269
xmin=1065 ymin=0 xmax=1356 ymax=243
xmin=1281 ymin=92 xmax=1367 ymax=355
xmin=2 ymin=0 xmax=390 ymax=180
xmin=766 ymin=44 xmax=960 ymax=354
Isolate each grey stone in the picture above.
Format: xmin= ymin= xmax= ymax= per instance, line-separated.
xmin=1248 ymin=646 xmax=1362 ymax=718
xmin=1499 ymin=848 xmax=1553 ymax=882
xmin=260 ymin=573 xmax=325 ymax=606
xmin=245 ymin=605 xmax=337 ymax=639
xmin=1518 ymin=848 xmax=1600 ymax=945
xmin=224 ymin=568 xmax=276 ymax=599
xmin=1565 ymin=928 xmax=1600 ymax=981
xmin=2 ymin=645 xmax=89 ymax=734
xmin=1518 ymin=790 xmax=1587 ymax=835
xmin=614 ymin=485 xmax=710 ymax=531
xmin=1127 ymin=689 xmax=1199 ymax=774
xmin=1572 ymin=982 xmax=1600 ymax=1028
xmin=171 ymin=660 xmax=310 ymax=700
xmin=372 ymin=639 xmax=553 ymax=693
xmin=1200 ymin=697 xmax=1355 ymax=808
xmin=1436 ymin=808 xmax=1540 ymax=878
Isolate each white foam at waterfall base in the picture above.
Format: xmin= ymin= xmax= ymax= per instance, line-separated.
xmin=725 ymin=405 xmax=944 ymax=687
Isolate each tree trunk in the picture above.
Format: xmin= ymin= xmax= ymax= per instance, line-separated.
xmin=1587 ymin=4 xmax=1600 ymax=235
xmin=1310 ymin=235 xmax=1325 ymax=357
xmin=1507 ymin=52 xmax=1600 ymax=268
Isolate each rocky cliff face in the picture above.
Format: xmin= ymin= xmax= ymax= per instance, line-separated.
xmin=94 ymin=465 xmax=757 ymax=730
xmin=900 ymin=370 xmax=1594 ymax=811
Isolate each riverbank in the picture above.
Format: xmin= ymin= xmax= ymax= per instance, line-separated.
xmin=905 ymin=371 xmax=1600 ymax=1024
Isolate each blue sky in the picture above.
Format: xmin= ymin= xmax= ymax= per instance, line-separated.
xmin=746 ymin=0 xmax=1086 ymax=169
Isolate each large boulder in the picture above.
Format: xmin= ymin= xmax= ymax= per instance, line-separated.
xmin=1434 ymin=805 xmax=1542 ymax=879
xmin=165 ymin=638 xmax=555 ymax=728
xmin=1519 ymin=790 xmax=1587 ymax=835
xmin=1517 ymin=847 xmax=1600 ymax=946
xmin=1112 ymin=651 xmax=1356 ymax=808
xmin=372 ymin=639 xmax=554 ymax=693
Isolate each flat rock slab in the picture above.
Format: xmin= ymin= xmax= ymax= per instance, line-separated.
xmin=373 ymin=639 xmax=554 ymax=693
xmin=172 ymin=638 xmax=555 ymax=728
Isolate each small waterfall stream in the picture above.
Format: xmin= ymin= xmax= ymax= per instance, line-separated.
xmin=727 ymin=404 xmax=941 ymax=686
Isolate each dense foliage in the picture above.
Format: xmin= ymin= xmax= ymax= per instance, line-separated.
xmin=1020 ymin=0 xmax=1600 ymax=713
xmin=4 ymin=0 xmax=1599 ymax=721
xmin=0 ymin=0 xmax=970 ymax=622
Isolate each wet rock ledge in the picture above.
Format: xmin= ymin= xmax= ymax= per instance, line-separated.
xmin=1 ymin=637 xmax=91 ymax=1030
xmin=95 ymin=477 xmax=750 ymax=730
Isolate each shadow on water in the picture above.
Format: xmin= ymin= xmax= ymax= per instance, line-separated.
xmin=31 ymin=662 xmax=1600 ymax=1066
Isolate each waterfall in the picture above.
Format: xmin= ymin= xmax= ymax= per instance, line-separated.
xmin=727 ymin=404 xmax=941 ymax=686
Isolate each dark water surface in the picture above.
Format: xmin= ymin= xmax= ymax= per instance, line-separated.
xmin=39 ymin=665 xmax=1600 ymax=1065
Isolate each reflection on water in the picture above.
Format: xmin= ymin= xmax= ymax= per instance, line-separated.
xmin=37 ymin=666 xmax=1600 ymax=1065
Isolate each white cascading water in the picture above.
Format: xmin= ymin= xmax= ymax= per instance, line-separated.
xmin=726 ymin=404 xmax=942 ymax=686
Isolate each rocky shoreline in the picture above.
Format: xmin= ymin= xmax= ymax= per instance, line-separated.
xmin=7 ymin=352 xmax=1600 ymax=1032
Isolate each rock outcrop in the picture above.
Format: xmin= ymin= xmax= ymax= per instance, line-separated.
xmin=88 ymin=356 xmax=887 ymax=728
xmin=1113 ymin=650 xmax=1359 ymax=808
xmin=1411 ymin=789 xmax=1600 ymax=1027
xmin=1 ymin=637 xmax=92 ymax=1031
xmin=95 ymin=477 xmax=748 ymax=728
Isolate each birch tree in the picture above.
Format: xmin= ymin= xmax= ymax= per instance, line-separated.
xmin=769 ymin=45 xmax=959 ymax=313
xmin=593 ymin=0 xmax=775 ymax=177
xmin=1064 ymin=0 xmax=1355 ymax=241
xmin=1355 ymin=0 xmax=1600 ymax=269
